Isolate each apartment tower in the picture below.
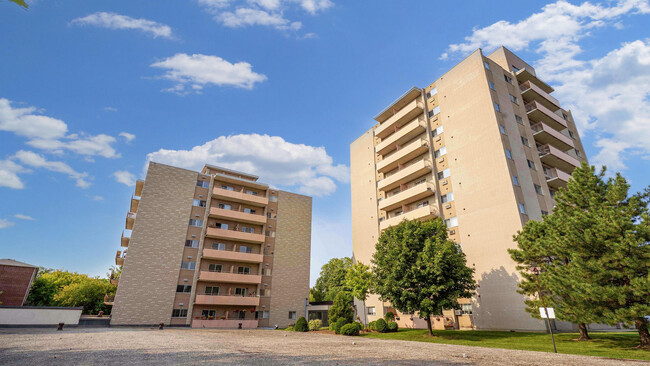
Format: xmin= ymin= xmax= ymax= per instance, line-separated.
xmin=108 ymin=162 xmax=312 ymax=328
xmin=351 ymin=47 xmax=587 ymax=331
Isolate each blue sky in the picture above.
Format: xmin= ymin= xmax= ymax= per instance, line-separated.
xmin=1 ymin=0 xmax=649 ymax=285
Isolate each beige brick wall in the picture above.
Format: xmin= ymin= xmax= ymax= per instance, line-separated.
xmin=111 ymin=162 xmax=198 ymax=325
xmin=268 ymin=191 xmax=312 ymax=328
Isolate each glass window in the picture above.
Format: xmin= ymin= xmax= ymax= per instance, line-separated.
xmin=244 ymin=208 xmax=256 ymax=214
xmin=185 ymin=240 xmax=199 ymax=248
xmin=519 ymin=203 xmax=527 ymax=215
xmin=521 ymin=136 xmax=529 ymax=146
xmin=218 ymin=203 xmax=231 ymax=210
xmin=172 ymin=309 xmax=188 ymax=318
xmin=416 ymin=201 xmax=429 ymax=208
xmin=432 ymin=106 xmax=440 ymax=116
xmin=461 ymin=304 xmax=472 ymax=315
xmin=176 ymin=285 xmax=192 ymax=293
xmin=509 ymin=94 xmax=518 ymax=104
xmin=269 ymin=195 xmax=278 ymax=202
xmin=235 ymin=288 xmax=248 ymax=296
xmin=205 ymin=286 xmax=219 ymax=295
xmin=527 ymin=159 xmax=536 ymax=170
xmin=515 ymin=115 xmax=524 ymax=124
xmin=441 ymin=193 xmax=454 ymax=203
xmin=367 ymin=306 xmax=376 ymax=315
xmin=505 ymin=149 xmax=512 ymax=159
xmin=239 ymin=245 xmax=252 ymax=253
xmin=241 ymin=226 xmax=254 ymax=234
xmin=201 ymin=310 xmax=216 ymax=318
xmin=484 ymin=61 xmax=490 ymax=70
xmin=208 ymin=264 xmax=222 ymax=272
xmin=289 ymin=311 xmax=297 ymax=320
xmin=237 ymin=266 xmax=251 ymax=275
xmin=534 ymin=184 xmax=544 ymax=195
xmin=189 ymin=219 xmax=203 ymax=227
xmin=427 ymin=87 xmax=437 ymax=98
xmin=499 ymin=125 xmax=506 ymax=134
xmin=512 ymin=175 xmax=519 ymax=186
xmin=504 ymin=74 xmax=512 ymax=84
xmin=541 ymin=210 xmax=549 ymax=216
xmin=568 ymin=130 xmax=575 ymax=139
xmin=215 ymin=222 xmax=228 ymax=230
xmin=434 ymin=146 xmax=447 ymax=158
xmin=193 ymin=199 xmax=207 ymax=207
xmin=489 ymin=81 xmax=496 ymax=90
xmin=512 ymin=65 xmax=520 ymax=72
xmin=431 ymin=126 xmax=444 ymax=137
xmin=437 ymin=169 xmax=450 ymax=180
xmin=221 ymin=185 xmax=234 ymax=191
xmin=246 ymin=190 xmax=258 ymax=196
xmin=494 ymin=103 xmax=500 ymax=112
xmin=196 ymin=180 xmax=209 ymax=188
xmin=212 ymin=242 xmax=226 ymax=250
xmin=180 ymin=262 xmax=196 ymax=270
xmin=444 ymin=217 xmax=458 ymax=228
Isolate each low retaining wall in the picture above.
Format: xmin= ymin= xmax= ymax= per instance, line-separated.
xmin=0 ymin=306 xmax=83 ymax=327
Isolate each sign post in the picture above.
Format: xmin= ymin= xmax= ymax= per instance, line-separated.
xmin=532 ymin=267 xmax=557 ymax=354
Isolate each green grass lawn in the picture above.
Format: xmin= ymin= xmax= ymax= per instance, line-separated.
xmin=361 ymin=329 xmax=649 ymax=361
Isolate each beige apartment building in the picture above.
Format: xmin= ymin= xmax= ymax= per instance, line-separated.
xmin=108 ymin=162 xmax=312 ymax=329
xmin=351 ymin=47 xmax=587 ymax=331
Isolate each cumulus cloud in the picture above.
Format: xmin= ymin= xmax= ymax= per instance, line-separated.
xmin=0 ymin=219 xmax=15 ymax=229
xmin=119 ymin=132 xmax=136 ymax=143
xmin=70 ymin=12 xmax=174 ymax=39
xmin=150 ymin=53 xmax=267 ymax=94
xmin=0 ymin=159 xmax=27 ymax=189
xmin=14 ymin=214 xmax=35 ymax=220
xmin=13 ymin=150 xmax=91 ymax=188
xmin=113 ymin=170 xmax=137 ymax=187
xmin=440 ymin=0 xmax=650 ymax=170
xmin=145 ymin=133 xmax=349 ymax=196
xmin=218 ymin=8 xmax=301 ymax=30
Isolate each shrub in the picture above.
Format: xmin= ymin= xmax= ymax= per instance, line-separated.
xmin=328 ymin=291 xmax=354 ymax=325
xmin=340 ymin=323 xmax=360 ymax=336
xmin=354 ymin=322 xmax=363 ymax=332
xmin=308 ymin=319 xmax=322 ymax=331
xmin=367 ymin=320 xmax=376 ymax=331
xmin=333 ymin=317 xmax=348 ymax=334
xmin=385 ymin=311 xmax=395 ymax=321
xmin=294 ymin=317 xmax=308 ymax=332
xmin=285 ymin=326 xmax=294 ymax=331
xmin=387 ymin=321 xmax=398 ymax=332
xmin=375 ymin=318 xmax=387 ymax=333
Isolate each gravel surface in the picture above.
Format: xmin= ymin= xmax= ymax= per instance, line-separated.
xmin=0 ymin=328 xmax=643 ymax=365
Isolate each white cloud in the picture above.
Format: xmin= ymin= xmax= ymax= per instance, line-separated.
xmin=70 ymin=12 xmax=174 ymax=39
xmin=441 ymin=0 xmax=650 ymax=171
xmin=92 ymin=195 xmax=105 ymax=201
xmin=217 ymin=8 xmax=301 ymax=30
xmin=292 ymin=0 xmax=333 ymax=14
xmin=104 ymin=107 xmax=118 ymax=112
xmin=14 ymin=214 xmax=35 ymax=220
xmin=119 ymin=132 xmax=136 ymax=143
xmin=113 ymin=170 xmax=136 ymax=187
xmin=145 ymin=133 xmax=349 ymax=197
xmin=0 ymin=159 xmax=26 ymax=189
xmin=13 ymin=150 xmax=91 ymax=189
xmin=0 ymin=219 xmax=15 ymax=229
xmin=151 ymin=53 xmax=267 ymax=94
xmin=199 ymin=0 xmax=233 ymax=8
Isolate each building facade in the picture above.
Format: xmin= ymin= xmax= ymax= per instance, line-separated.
xmin=109 ymin=162 xmax=312 ymax=328
xmin=350 ymin=47 xmax=587 ymax=331
xmin=0 ymin=259 xmax=38 ymax=306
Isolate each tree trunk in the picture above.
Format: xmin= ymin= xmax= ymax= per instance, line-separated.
xmin=635 ymin=318 xmax=650 ymax=348
xmin=425 ymin=315 xmax=433 ymax=336
xmin=577 ymin=323 xmax=591 ymax=340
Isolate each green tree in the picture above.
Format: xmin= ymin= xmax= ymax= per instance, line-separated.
xmin=328 ymin=291 xmax=354 ymax=325
xmin=344 ymin=262 xmax=373 ymax=324
xmin=8 ymin=0 xmax=28 ymax=8
xmin=372 ymin=218 xmax=476 ymax=335
xmin=311 ymin=257 xmax=353 ymax=301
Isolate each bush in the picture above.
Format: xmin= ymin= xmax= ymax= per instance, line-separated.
xmin=294 ymin=317 xmax=308 ymax=332
xmin=285 ymin=326 xmax=294 ymax=331
xmin=308 ymin=319 xmax=322 ymax=331
xmin=387 ymin=321 xmax=398 ymax=332
xmin=333 ymin=317 xmax=349 ymax=334
xmin=354 ymin=322 xmax=363 ymax=332
xmin=385 ymin=311 xmax=395 ymax=321
xmin=328 ymin=291 xmax=354 ymax=325
xmin=375 ymin=318 xmax=387 ymax=333
xmin=367 ymin=320 xmax=376 ymax=331
xmin=340 ymin=323 xmax=360 ymax=336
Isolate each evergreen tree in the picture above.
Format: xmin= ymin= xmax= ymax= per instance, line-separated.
xmin=372 ymin=218 xmax=475 ymax=336
xmin=327 ymin=291 xmax=354 ymax=325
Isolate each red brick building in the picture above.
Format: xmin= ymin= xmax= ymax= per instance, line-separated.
xmin=0 ymin=259 xmax=38 ymax=306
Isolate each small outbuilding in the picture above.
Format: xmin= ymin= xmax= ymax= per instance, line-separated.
xmin=0 ymin=259 xmax=38 ymax=306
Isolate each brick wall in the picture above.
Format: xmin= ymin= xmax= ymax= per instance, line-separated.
xmin=0 ymin=265 xmax=37 ymax=306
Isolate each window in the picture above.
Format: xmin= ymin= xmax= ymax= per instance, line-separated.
xmin=176 ymin=285 xmax=192 ymax=293
xmin=431 ymin=125 xmax=443 ymax=137
xmin=489 ymin=81 xmax=496 ymax=91
xmin=427 ymin=87 xmax=437 ymax=98
xmin=196 ymin=180 xmax=209 ymax=188
xmin=205 ymin=286 xmax=219 ymax=295
xmin=185 ymin=240 xmax=199 ymax=248
xmin=568 ymin=130 xmax=575 ymax=139
xmin=512 ymin=65 xmax=520 ymax=72
xmin=434 ymin=146 xmax=447 ymax=158
xmin=214 ymin=222 xmax=228 ymax=230
xmin=269 ymin=195 xmax=278 ymax=202
xmin=499 ymin=125 xmax=506 ymax=134
xmin=575 ymin=149 xmax=582 ymax=158
xmin=239 ymin=245 xmax=252 ymax=254
xmin=521 ymin=136 xmax=529 ymax=146
xmin=246 ymin=190 xmax=258 ymax=196
xmin=527 ymin=159 xmax=536 ymax=170
xmin=221 ymin=185 xmax=234 ymax=191
xmin=367 ymin=306 xmax=376 ymax=315
xmin=244 ymin=208 xmax=256 ymax=214
xmin=288 ymin=311 xmax=297 ymax=320
xmin=414 ymin=178 xmax=426 ymax=186
xmin=505 ymin=149 xmax=512 ymax=159
xmin=189 ymin=219 xmax=203 ymax=227
xmin=518 ymin=203 xmax=527 ymax=215
xmin=484 ymin=61 xmax=490 ymax=70
xmin=461 ymin=304 xmax=472 ymax=315
xmin=241 ymin=226 xmax=255 ymax=234
xmin=432 ymin=106 xmax=440 ymax=116
xmin=237 ymin=266 xmax=251 ymax=275
xmin=171 ymin=309 xmax=188 ymax=318
xmin=515 ymin=115 xmax=524 ymax=124
xmin=504 ymin=74 xmax=512 ymax=84
xmin=550 ymin=189 xmax=557 ymax=198
xmin=437 ymin=169 xmax=450 ymax=180
xmin=441 ymin=192 xmax=454 ymax=203
xmin=534 ymin=184 xmax=544 ymax=195
xmin=512 ymin=175 xmax=520 ymax=186
xmin=493 ymin=102 xmax=500 ymax=112
xmin=416 ymin=201 xmax=429 ymax=208
xmin=212 ymin=242 xmax=226 ymax=251
xmin=180 ymin=262 xmax=196 ymax=270
xmin=235 ymin=288 xmax=248 ymax=297
xmin=208 ymin=264 xmax=222 ymax=272
xmin=201 ymin=310 xmax=216 ymax=318
xmin=509 ymin=94 xmax=518 ymax=104
xmin=541 ymin=210 xmax=549 ymax=216
xmin=218 ymin=203 xmax=231 ymax=210
xmin=444 ymin=216 xmax=458 ymax=228
xmin=193 ymin=199 xmax=207 ymax=207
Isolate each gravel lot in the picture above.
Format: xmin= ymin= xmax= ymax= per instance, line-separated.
xmin=0 ymin=327 xmax=643 ymax=365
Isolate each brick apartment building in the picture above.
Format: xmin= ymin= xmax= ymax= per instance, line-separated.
xmin=0 ymin=259 xmax=38 ymax=306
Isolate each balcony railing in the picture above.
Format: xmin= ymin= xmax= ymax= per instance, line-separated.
xmin=104 ymin=294 xmax=115 ymax=305
xmin=202 ymin=248 xmax=264 ymax=263
xmin=530 ymin=122 xmax=574 ymax=151
xmin=212 ymin=187 xmax=268 ymax=207
xmin=375 ymin=99 xmax=425 ymax=139
xmin=135 ymin=180 xmax=144 ymax=197
xmin=379 ymin=181 xmax=435 ymax=212
xmin=544 ymin=166 xmax=572 ymax=189
xmin=538 ymin=144 xmax=581 ymax=173
xmin=205 ymin=227 xmax=266 ymax=243
xmin=194 ymin=294 xmax=260 ymax=306
xmin=198 ymin=270 xmax=262 ymax=284
xmin=115 ymin=250 xmax=126 ymax=266
xmin=125 ymin=212 xmax=136 ymax=230
xmin=377 ymin=138 xmax=429 ymax=174
xmin=377 ymin=159 xmax=432 ymax=192
xmin=130 ymin=196 xmax=140 ymax=213
xmin=375 ymin=116 xmax=427 ymax=155
xmin=121 ymin=231 xmax=130 ymax=247
xmin=519 ymin=80 xmax=560 ymax=111
xmin=515 ymin=68 xmax=554 ymax=93
xmin=209 ymin=207 xmax=267 ymax=225
xmin=191 ymin=319 xmax=258 ymax=329
xmin=525 ymin=101 xmax=568 ymax=131
xmin=380 ymin=204 xmax=438 ymax=231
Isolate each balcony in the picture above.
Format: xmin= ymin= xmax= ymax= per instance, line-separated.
xmin=520 ymin=80 xmax=560 ymax=112
xmin=198 ymin=270 xmax=262 ymax=284
xmin=377 ymin=159 xmax=432 ymax=192
xmin=375 ymin=116 xmax=427 ymax=155
xmin=194 ymin=294 xmax=260 ymax=307
xmin=380 ymin=204 xmax=438 ymax=231
xmin=202 ymin=248 xmax=263 ymax=263
xmin=545 ymin=167 xmax=572 ymax=189
xmin=103 ymin=294 xmax=115 ymax=306
xmin=379 ymin=181 xmax=435 ymax=212
xmin=115 ymin=251 xmax=125 ymax=266
xmin=515 ymin=68 xmax=553 ymax=94
xmin=121 ymin=231 xmax=130 ymax=247
xmin=377 ymin=138 xmax=429 ymax=174
xmin=125 ymin=212 xmax=136 ymax=230
xmin=135 ymin=180 xmax=144 ymax=197
xmin=130 ymin=197 xmax=140 ymax=213
xmin=525 ymin=101 xmax=568 ymax=131
xmin=538 ymin=144 xmax=581 ymax=173
xmin=212 ymin=187 xmax=268 ymax=207
xmin=209 ymin=207 xmax=267 ymax=225
xmin=375 ymin=98 xmax=425 ymax=139
xmin=531 ymin=123 xmax=574 ymax=151
xmin=205 ymin=227 xmax=265 ymax=244
xmin=191 ymin=319 xmax=258 ymax=329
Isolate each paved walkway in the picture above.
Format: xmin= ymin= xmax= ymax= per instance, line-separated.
xmin=0 ymin=328 xmax=643 ymax=365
